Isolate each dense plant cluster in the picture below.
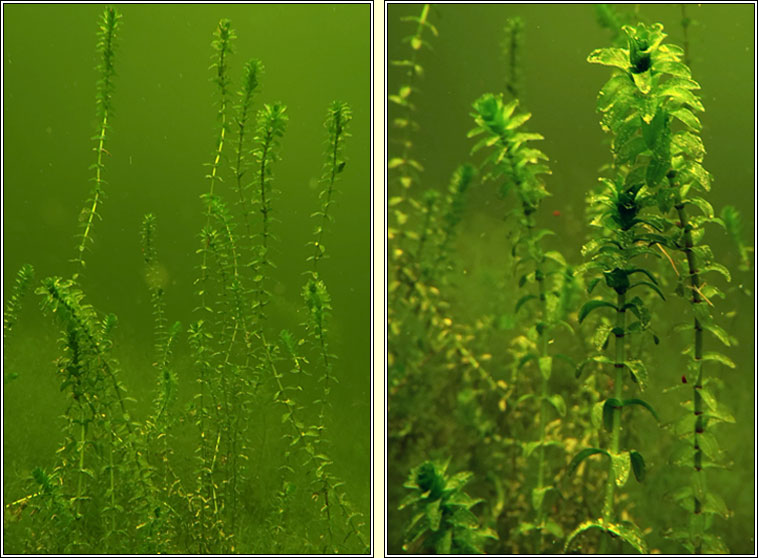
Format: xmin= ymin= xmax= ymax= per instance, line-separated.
xmin=388 ymin=4 xmax=752 ymax=555
xmin=3 ymin=10 xmax=367 ymax=554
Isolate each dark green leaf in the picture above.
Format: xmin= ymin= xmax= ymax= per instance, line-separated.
xmin=515 ymin=294 xmax=538 ymax=313
xmin=579 ymin=299 xmax=618 ymax=323
xmin=630 ymin=450 xmax=646 ymax=482
xmin=622 ymin=398 xmax=659 ymax=421
xmin=567 ymin=447 xmax=608 ymax=476
xmin=628 ymin=280 xmax=666 ymax=300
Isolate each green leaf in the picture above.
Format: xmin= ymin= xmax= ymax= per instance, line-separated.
xmin=646 ymin=155 xmax=670 ymax=187
xmin=616 ymin=136 xmax=647 ymax=165
xmin=565 ymin=519 xmax=647 ymax=554
xmin=630 ymin=450 xmax=646 ymax=482
xmin=658 ymin=84 xmax=705 ymax=112
xmin=679 ymin=160 xmax=711 ymax=191
xmin=628 ymin=280 xmax=666 ymax=300
xmin=506 ymin=111 xmax=532 ymax=130
xmin=538 ymin=356 xmax=552 ymax=381
xmin=435 ymin=529 xmax=452 ymax=554
xmin=576 ymin=354 xmax=615 ymax=378
xmin=697 ymin=432 xmax=722 ymax=461
xmin=611 ymin=450 xmax=631 ymax=486
xmin=518 ymin=353 xmax=538 ymax=370
xmin=672 ymin=131 xmax=706 ymax=160
xmin=588 ymin=47 xmax=629 ymax=70
xmin=427 ymin=498 xmax=442 ymax=531
xmin=671 ymin=107 xmax=701 ymax=131
xmin=701 ymin=533 xmax=730 ymax=554
xmin=704 ymin=491 xmax=730 ymax=518
xmin=700 ymin=262 xmax=731 ymax=282
xmin=543 ymin=518 xmax=564 ymax=539
xmin=567 ymin=447 xmax=608 ymax=476
xmin=445 ymin=471 xmax=474 ymax=492
xmin=532 ymin=485 xmax=550 ymax=513
xmin=622 ymin=398 xmax=659 ymax=421
xmin=547 ymin=393 xmax=566 ymax=417
xmin=642 ymin=107 xmax=666 ymax=148
xmin=612 ymin=521 xmax=648 ymax=554
xmin=623 ymin=360 xmax=649 ymax=391
xmin=579 ymin=299 xmax=618 ymax=323
xmin=699 ymin=388 xmax=736 ymax=423
xmin=515 ymin=521 xmax=537 ymax=535
xmin=613 ymin=116 xmax=641 ymax=152
xmin=632 ymin=69 xmax=653 ymax=95
xmin=544 ymin=250 xmax=566 ymax=267
xmin=684 ymin=196 xmax=714 ymax=218
xmin=653 ymin=60 xmax=691 ymax=78
xmin=523 ymin=440 xmax=541 ymax=460
xmin=564 ymin=520 xmax=604 ymax=553
xmin=515 ymin=294 xmax=538 ymax=313
xmin=701 ymin=351 xmax=736 ymax=369
xmin=701 ymin=322 xmax=735 ymax=347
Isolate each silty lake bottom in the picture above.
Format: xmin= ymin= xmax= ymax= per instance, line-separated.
xmin=3 ymin=4 xmax=369 ymax=554
xmin=388 ymin=3 xmax=754 ymax=555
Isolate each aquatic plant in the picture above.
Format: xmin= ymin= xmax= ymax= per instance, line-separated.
xmin=566 ymin=21 xmax=739 ymax=554
xmin=501 ymin=16 xmax=525 ymax=102
xmin=3 ymin=8 xmax=367 ymax=555
xmin=73 ymin=7 xmax=121 ymax=276
xmin=399 ymin=459 xmax=497 ymax=554
xmin=388 ymin=4 xmax=752 ymax=555
xmin=3 ymin=263 xmax=34 ymax=345
xmin=469 ymin=92 xmax=571 ymax=553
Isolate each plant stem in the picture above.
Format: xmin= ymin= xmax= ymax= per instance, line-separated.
xmin=674 ymin=189 xmax=706 ymax=553
xmin=602 ymin=291 xmax=626 ymax=540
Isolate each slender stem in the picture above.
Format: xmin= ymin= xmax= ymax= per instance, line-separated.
xmin=674 ymin=192 xmax=706 ymax=553
xmin=603 ymin=291 xmax=626 ymax=523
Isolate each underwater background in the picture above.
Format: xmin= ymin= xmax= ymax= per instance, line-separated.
xmin=3 ymin=3 xmax=369 ymax=554
xmin=387 ymin=3 xmax=754 ymax=555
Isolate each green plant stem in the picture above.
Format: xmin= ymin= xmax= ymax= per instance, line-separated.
xmin=681 ymin=4 xmax=691 ymax=67
xmin=534 ymin=246 xmax=549 ymax=553
xmin=75 ymin=111 xmax=108 ymax=276
xmin=76 ymin=410 xmax=87 ymax=517
xmin=397 ymin=3 xmax=429 ymax=195
xmin=673 ymin=189 xmax=706 ymax=553
xmin=603 ymin=291 xmax=626 ymax=524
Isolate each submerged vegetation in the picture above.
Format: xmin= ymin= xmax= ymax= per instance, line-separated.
xmin=388 ymin=4 xmax=753 ymax=554
xmin=3 ymin=8 xmax=367 ymax=554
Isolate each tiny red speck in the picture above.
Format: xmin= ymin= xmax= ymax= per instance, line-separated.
xmin=553 ymin=210 xmax=561 ymax=217
xmin=682 ymin=375 xmax=687 ymax=384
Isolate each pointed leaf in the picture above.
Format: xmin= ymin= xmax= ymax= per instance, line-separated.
xmin=579 ymin=299 xmax=618 ymax=323
xmin=588 ymin=47 xmax=629 ymax=70
xmin=547 ymin=393 xmax=566 ymax=417
xmin=630 ymin=450 xmax=646 ymax=482
xmin=611 ymin=450 xmax=631 ymax=487
xmin=568 ymin=447 xmax=608 ymax=476
xmin=622 ymin=398 xmax=659 ymax=422
xmin=538 ymin=356 xmax=552 ymax=381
